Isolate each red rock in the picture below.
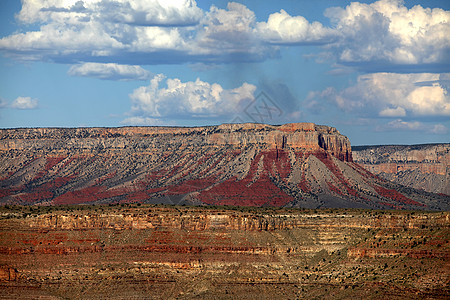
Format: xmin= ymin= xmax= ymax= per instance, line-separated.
xmin=0 ymin=123 xmax=446 ymax=209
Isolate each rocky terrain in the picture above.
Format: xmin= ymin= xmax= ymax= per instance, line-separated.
xmin=353 ymin=144 xmax=449 ymax=195
xmin=0 ymin=205 xmax=448 ymax=299
xmin=0 ymin=123 xmax=448 ymax=210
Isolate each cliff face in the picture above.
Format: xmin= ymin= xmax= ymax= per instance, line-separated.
xmin=0 ymin=123 xmax=352 ymax=161
xmin=0 ymin=206 xmax=449 ymax=299
xmin=353 ymin=144 xmax=449 ymax=195
xmin=0 ymin=123 xmax=447 ymax=209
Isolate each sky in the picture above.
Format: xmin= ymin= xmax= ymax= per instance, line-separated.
xmin=0 ymin=0 xmax=449 ymax=145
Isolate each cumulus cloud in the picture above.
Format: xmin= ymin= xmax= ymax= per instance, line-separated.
xmin=16 ymin=0 xmax=203 ymax=26
xmin=68 ymin=62 xmax=152 ymax=81
xmin=125 ymin=74 xmax=256 ymax=123
xmin=324 ymin=0 xmax=450 ymax=71
xmin=379 ymin=106 xmax=406 ymax=117
xmin=0 ymin=18 xmax=187 ymax=64
xmin=0 ymin=1 xmax=275 ymax=65
xmin=308 ymin=73 xmax=450 ymax=118
xmin=0 ymin=0 xmax=447 ymax=71
xmin=10 ymin=97 xmax=39 ymax=109
xmin=193 ymin=2 xmax=274 ymax=62
xmin=256 ymin=9 xmax=335 ymax=44
xmin=0 ymin=0 xmax=196 ymax=64
xmin=0 ymin=1 xmax=267 ymax=65
xmin=198 ymin=3 xmax=255 ymax=46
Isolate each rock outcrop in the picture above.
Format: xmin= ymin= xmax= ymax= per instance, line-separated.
xmin=0 ymin=205 xmax=449 ymax=299
xmin=353 ymin=144 xmax=449 ymax=195
xmin=0 ymin=123 xmax=352 ymax=160
xmin=0 ymin=123 xmax=447 ymax=209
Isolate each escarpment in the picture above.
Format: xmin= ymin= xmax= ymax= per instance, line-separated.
xmin=0 ymin=206 xmax=449 ymax=299
xmin=353 ymin=144 xmax=449 ymax=195
xmin=0 ymin=123 xmax=447 ymax=210
xmin=0 ymin=123 xmax=352 ymax=160
xmin=20 ymin=207 xmax=450 ymax=232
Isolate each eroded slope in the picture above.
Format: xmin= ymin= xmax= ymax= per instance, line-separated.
xmin=0 ymin=123 xmax=447 ymax=210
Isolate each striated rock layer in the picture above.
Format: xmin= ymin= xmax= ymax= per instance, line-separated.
xmin=0 ymin=123 xmax=447 ymax=209
xmin=353 ymin=144 xmax=449 ymax=195
xmin=0 ymin=123 xmax=352 ymax=160
xmin=0 ymin=206 xmax=449 ymax=299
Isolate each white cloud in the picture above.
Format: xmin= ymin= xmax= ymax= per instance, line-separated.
xmin=120 ymin=116 xmax=168 ymax=126
xmin=0 ymin=18 xmax=187 ymax=63
xmin=309 ymin=73 xmax=450 ymax=117
xmin=256 ymin=9 xmax=335 ymax=44
xmin=192 ymin=2 xmax=274 ymax=61
xmin=0 ymin=1 xmax=274 ymax=64
xmin=16 ymin=0 xmax=203 ymax=26
xmin=379 ymin=106 xmax=406 ymax=117
xmin=0 ymin=0 xmax=196 ymax=64
xmin=10 ymin=97 xmax=38 ymax=109
xmin=68 ymin=62 xmax=152 ymax=81
xmin=430 ymin=124 xmax=448 ymax=135
xmin=382 ymin=119 xmax=422 ymax=131
xmin=100 ymin=0 xmax=203 ymax=26
xmin=324 ymin=0 xmax=450 ymax=69
xmin=377 ymin=119 xmax=448 ymax=134
xmin=131 ymin=26 xmax=187 ymax=52
xmin=0 ymin=21 xmax=125 ymax=61
xmin=0 ymin=0 xmax=447 ymax=71
xmin=199 ymin=3 xmax=255 ymax=47
xmin=126 ymin=73 xmax=256 ymax=121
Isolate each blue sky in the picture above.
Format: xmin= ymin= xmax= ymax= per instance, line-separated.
xmin=0 ymin=0 xmax=449 ymax=145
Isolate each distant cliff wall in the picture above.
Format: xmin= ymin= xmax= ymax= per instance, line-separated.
xmin=0 ymin=123 xmax=352 ymax=161
xmin=353 ymin=144 xmax=449 ymax=194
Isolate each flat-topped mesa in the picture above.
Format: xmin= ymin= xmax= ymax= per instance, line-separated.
xmin=353 ymin=144 xmax=449 ymax=195
xmin=207 ymin=123 xmax=352 ymax=161
xmin=1 ymin=123 xmax=448 ymax=209
xmin=0 ymin=122 xmax=352 ymax=162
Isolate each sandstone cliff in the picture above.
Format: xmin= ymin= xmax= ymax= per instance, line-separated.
xmin=353 ymin=144 xmax=449 ymax=195
xmin=0 ymin=123 xmax=447 ymax=209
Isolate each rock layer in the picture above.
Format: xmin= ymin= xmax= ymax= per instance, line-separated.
xmin=353 ymin=144 xmax=449 ymax=195
xmin=0 ymin=123 xmax=352 ymax=160
xmin=0 ymin=206 xmax=449 ymax=299
xmin=0 ymin=123 xmax=447 ymax=209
